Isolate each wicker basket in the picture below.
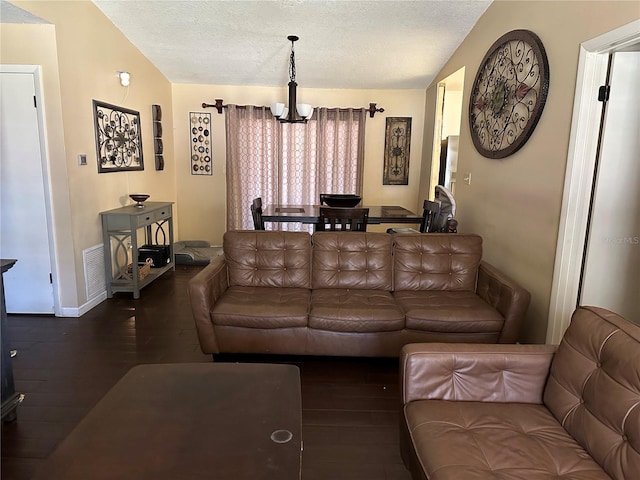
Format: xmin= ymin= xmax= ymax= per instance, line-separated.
xmin=127 ymin=258 xmax=152 ymax=280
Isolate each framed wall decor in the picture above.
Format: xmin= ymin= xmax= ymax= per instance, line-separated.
xmin=469 ymin=29 xmax=550 ymax=159
xmin=152 ymin=104 xmax=164 ymax=171
xmin=189 ymin=112 xmax=212 ymax=175
xmin=383 ymin=117 xmax=411 ymax=185
xmin=93 ymin=100 xmax=144 ymax=172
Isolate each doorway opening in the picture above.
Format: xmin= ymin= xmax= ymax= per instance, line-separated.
xmin=579 ymin=50 xmax=639 ymax=320
xmin=0 ymin=66 xmax=57 ymax=314
xmin=547 ymin=20 xmax=640 ymax=343
xmin=429 ymin=67 xmax=465 ymax=199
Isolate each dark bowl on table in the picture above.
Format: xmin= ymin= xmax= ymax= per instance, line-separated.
xmin=129 ymin=194 xmax=150 ymax=207
xmin=320 ymin=194 xmax=362 ymax=208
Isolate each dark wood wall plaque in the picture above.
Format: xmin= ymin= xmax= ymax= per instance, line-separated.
xmin=383 ymin=117 xmax=411 ymax=185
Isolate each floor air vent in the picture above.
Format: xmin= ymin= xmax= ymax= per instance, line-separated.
xmin=83 ymin=244 xmax=105 ymax=300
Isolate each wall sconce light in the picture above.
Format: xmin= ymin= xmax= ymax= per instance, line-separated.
xmin=270 ymin=36 xmax=313 ymax=123
xmin=116 ymin=71 xmax=130 ymax=87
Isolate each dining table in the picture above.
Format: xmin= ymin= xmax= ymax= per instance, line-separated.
xmin=262 ymin=204 xmax=423 ymax=225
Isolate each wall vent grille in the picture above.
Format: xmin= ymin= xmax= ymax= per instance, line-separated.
xmin=83 ymin=244 xmax=105 ymax=300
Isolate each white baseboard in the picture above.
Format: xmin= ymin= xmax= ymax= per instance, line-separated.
xmin=57 ymin=291 xmax=107 ymax=317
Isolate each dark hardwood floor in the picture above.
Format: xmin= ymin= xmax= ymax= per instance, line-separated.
xmin=1 ymin=265 xmax=411 ymax=480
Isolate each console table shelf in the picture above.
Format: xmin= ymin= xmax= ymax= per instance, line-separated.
xmin=100 ymin=202 xmax=174 ymax=299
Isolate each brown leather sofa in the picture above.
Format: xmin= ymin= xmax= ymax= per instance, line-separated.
xmin=188 ymin=230 xmax=530 ymax=357
xmin=400 ymin=306 xmax=640 ymax=479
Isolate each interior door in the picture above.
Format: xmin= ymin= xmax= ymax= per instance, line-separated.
xmin=0 ymin=71 xmax=54 ymax=313
xmin=580 ymin=51 xmax=640 ymax=320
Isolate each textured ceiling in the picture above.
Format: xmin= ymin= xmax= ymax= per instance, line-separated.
xmin=90 ymin=0 xmax=492 ymax=90
xmin=0 ymin=0 xmax=47 ymax=23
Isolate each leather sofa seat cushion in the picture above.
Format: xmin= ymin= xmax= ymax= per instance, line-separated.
xmin=394 ymin=290 xmax=503 ymax=333
xmin=212 ymin=286 xmax=310 ymax=329
xmin=309 ymin=289 xmax=404 ymax=332
xmin=405 ymin=400 xmax=610 ymax=480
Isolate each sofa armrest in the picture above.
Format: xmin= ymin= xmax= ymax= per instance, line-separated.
xmin=401 ymin=343 xmax=557 ymax=405
xmin=187 ymin=256 xmax=229 ymax=354
xmin=476 ymin=261 xmax=531 ymax=343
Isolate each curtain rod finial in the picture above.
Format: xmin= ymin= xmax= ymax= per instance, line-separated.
xmin=202 ymin=99 xmax=225 ymax=114
xmin=368 ymin=103 xmax=384 ymax=118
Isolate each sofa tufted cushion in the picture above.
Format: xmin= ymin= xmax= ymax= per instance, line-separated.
xmin=312 ymin=232 xmax=393 ymax=290
xmin=394 ymin=290 xmax=503 ymax=334
xmin=544 ymin=306 xmax=640 ymax=479
xmin=393 ymin=234 xmax=482 ymax=291
xmin=223 ymin=230 xmax=311 ymax=289
xmin=404 ymin=400 xmax=611 ymax=479
xmin=309 ymin=288 xmax=404 ymax=332
xmin=212 ymin=286 xmax=310 ymax=328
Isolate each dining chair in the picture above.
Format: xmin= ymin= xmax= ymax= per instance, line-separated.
xmin=386 ymin=199 xmax=441 ymax=234
xmin=419 ymin=200 xmax=441 ymax=232
xmin=250 ymin=197 xmax=265 ymax=230
xmin=316 ymin=207 xmax=369 ymax=232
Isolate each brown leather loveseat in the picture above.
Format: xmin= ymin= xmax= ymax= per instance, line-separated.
xmin=400 ymin=306 xmax=640 ymax=479
xmin=188 ymin=230 xmax=530 ymax=357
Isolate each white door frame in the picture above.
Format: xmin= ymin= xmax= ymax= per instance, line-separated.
xmin=546 ymin=20 xmax=640 ymax=344
xmin=1 ymin=64 xmax=61 ymax=315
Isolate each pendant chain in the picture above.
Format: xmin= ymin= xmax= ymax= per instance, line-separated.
xmin=289 ymin=43 xmax=296 ymax=83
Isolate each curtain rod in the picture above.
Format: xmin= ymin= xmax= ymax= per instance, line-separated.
xmin=201 ymin=99 xmax=384 ymax=118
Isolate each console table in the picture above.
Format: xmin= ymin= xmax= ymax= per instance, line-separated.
xmin=100 ymin=202 xmax=174 ymax=299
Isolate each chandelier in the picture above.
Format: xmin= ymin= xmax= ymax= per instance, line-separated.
xmin=270 ymin=35 xmax=313 ymax=123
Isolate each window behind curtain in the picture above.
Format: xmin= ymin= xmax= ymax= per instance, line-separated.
xmin=225 ymin=105 xmax=366 ymax=231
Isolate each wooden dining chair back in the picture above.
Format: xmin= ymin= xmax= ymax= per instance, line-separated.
xmin=250 ymin=197 xmax=265 ymax=230
xmin=316 ymin=207 xmax=369 ymax=232
xmin=419 ymin=200 xmax=441 ymax=233
xmin=386 ymin=199 xmax=442 ymax=235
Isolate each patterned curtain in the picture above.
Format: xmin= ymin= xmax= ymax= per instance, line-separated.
xmin=225 ymin=105 xmax=366 ymax=231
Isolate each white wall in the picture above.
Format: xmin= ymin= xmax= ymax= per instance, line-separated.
xmin=441 ymin=90 xmax=462 ymax=138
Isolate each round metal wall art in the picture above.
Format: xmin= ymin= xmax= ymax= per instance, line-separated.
xmin=469 ymin=29 xmax=550 ymax=159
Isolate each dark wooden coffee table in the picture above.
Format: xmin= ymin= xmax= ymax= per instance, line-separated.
xmin=34 ymin=363 xmax=302 ymax=480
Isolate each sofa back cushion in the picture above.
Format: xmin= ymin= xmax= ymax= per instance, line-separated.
xmin=311 ymin=232 xmax=392 ymax=290
xmin=393 ymin=234 xmax=482 ymax=291
xmin=223 ymin=230 xmax=311 ymax=288
xmin=544 ymin=306 xmax=640 ymax=479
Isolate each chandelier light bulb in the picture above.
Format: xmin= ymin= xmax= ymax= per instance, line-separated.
xmin=270 ymin=103 xmax=285 ymax=117
xmin=296 ymin=104 xmax=312 ymax=118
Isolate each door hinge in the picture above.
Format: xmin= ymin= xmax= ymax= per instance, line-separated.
xmin=49 ymin=273 xmax=53 ymax=284
xmin=33 ymin=95 xmax=37 ymax=108
xmin=597 ymin=85 xmax=610 ymax=103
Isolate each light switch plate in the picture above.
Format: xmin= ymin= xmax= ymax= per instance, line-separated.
xmin=78 ymin=154 xmax=87 ymax=166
